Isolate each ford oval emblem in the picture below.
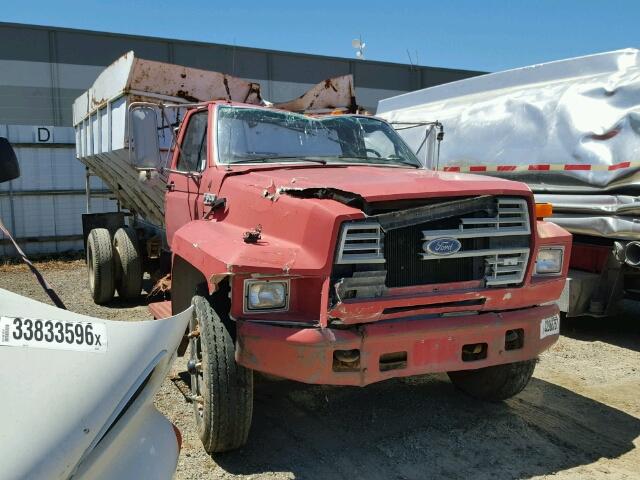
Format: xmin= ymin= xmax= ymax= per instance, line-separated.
xmin=424 ymin=237 xmax=462 ymax=256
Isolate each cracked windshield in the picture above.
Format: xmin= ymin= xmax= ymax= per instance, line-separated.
xmin=216 ymin=106 xmax=421 ymax=167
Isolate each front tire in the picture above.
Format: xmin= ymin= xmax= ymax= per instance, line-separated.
xmin=447 ymin=359 xmax=536 ymax=401
xmin=189 ymin=294 xmax=253 ymax=453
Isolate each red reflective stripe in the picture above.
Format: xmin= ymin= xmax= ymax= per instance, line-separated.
xmin=609 ymin=161 xmax=631 ymax=171
xmin=445 ymin=162 xmax=633 ymax=172
xmin=564 ymin=164 xmax=591 ymax=170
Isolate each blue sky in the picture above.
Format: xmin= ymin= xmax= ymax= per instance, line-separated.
xmin=3 ymin=0 xmax=639 ymax=72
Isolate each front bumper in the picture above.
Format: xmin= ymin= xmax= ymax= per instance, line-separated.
xmin=236 ymin=304 xmax=559 ymax=386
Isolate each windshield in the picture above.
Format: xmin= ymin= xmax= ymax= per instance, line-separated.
xmin=216 ymin=106 xmax=421 ymax=167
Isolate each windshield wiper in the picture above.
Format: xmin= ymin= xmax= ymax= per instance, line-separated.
xmin=233 ymin=156 xmax=327 ymax=165
xmin=337 ymin=155 xmax=420 ymax=168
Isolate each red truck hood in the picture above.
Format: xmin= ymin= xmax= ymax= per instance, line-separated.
xmin=229 ymin=165 xmax=531 ymax=202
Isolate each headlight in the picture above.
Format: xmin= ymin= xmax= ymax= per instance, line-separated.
xmin=535 ymin=247 xmax=563 ymax=274
xmin=245 ymin=280 xmax=289 ymax=311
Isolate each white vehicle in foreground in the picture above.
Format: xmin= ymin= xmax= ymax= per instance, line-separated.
xmin=0 ymin=138 xmax=190 ymax=479
xmin=0 ymin=289 xmax=191 ymax=479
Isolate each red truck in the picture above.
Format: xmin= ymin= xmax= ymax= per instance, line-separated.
xmin=74 ymin=54 xmax=570 ymax=453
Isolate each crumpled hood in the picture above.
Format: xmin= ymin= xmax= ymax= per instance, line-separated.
xmin=226 ymin=165 xmax=532 ymax=203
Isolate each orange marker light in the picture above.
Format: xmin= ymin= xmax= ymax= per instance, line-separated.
xmin=535 ymin=203 xmax=553 ymax=219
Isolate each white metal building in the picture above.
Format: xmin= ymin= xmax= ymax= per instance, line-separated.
xmin=0 ymin=124 xmax=115 ymax=255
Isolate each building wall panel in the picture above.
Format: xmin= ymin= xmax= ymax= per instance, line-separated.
xmin=0 ymin=25 xmax=50 ymax=62
xmin=54 ymin=31 xmax=170 ymax=66
xmin=0 ymin=124 xmax=116 ymax=256
xmin=0 ymin=22 xmax=484 ymax=128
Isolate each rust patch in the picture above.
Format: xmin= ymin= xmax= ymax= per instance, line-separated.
xmin=222 ymin=77 xmax=232 ymax=100
xmin=175 ymin=90 xmax=199 ymax=102
xmin=324 ymin=78 xmax=338 ymax=92
xmin=244 ymin=83 xmax=263 ymax=103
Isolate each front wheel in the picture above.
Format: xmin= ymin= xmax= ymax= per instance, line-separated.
xmin=189 ymin=294 xmax=253 ymax=453
xmin=447 ymin=359 xmax=536 ymax=401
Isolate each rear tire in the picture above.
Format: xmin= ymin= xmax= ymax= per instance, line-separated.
xmin=113 ymin=226 xmax=143 ymax=300
xmin=189 ymin=294 xmax=253 ymax=453
xmin=86 ymin=228 xmax=115 ymax=305
xmin=447 ymin=359 xmax=536 ymax=401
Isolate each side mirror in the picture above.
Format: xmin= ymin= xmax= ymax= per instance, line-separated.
xmin=0 ymin=137 xmax=20 ymax=183
xmin=130 ymin=106 xmax=162 ymax=168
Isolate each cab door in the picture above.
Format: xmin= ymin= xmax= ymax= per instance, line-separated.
xmin=165 ymin=109 xmax=209 ymax=247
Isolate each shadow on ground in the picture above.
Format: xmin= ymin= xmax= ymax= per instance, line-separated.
xmin=177 ymin=372 xmax=640 ymax=480
xmin=562 ymin=300 xmax=640 ymax=352
xmin=99 ymin=278 xmax=165 ymax=309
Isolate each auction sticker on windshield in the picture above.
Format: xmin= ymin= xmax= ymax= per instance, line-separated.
xmin=0 ymin=316 xmax=107 ymax=352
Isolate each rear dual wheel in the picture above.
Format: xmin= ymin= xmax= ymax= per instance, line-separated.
xmin=87 ymin=228 xmax=115 ymax=304
xmin=112 ymin=226 xmax=143 ymax=300
xmin=86 ymin=226 xmax=143 ymax=304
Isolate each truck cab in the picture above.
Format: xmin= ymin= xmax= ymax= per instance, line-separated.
xmin=164 ymin=101 xmax=570 ymax=452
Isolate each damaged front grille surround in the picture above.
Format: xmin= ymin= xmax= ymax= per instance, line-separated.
xmin=333 ymin=196 xmax=532 ymax=296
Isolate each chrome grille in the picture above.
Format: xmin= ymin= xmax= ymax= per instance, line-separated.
xmin=335 ymin=222 xmax=385 ymax=264
xmin=334 ymin=197 xmax=531 ymax=289
xmin=419 ymin=197 xmax=531 ymax=286
xmin=420 ymin=198 xmax=530 ymax=241
xmin=484 ymin=250 xmax=530 ymax=286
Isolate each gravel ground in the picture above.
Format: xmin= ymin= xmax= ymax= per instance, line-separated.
xmin=1 ymin=259 xmax=639 ymax=479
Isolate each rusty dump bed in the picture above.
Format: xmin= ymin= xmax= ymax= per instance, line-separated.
xmin=72 ymin=51 xmax=355 ymax=225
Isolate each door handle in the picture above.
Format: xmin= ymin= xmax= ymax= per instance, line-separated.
xmin=166 ymin=181 xmax=175 ymax=191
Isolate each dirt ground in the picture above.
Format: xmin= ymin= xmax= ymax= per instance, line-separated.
xmin=1 ymin=259 xmax=639 ymax=479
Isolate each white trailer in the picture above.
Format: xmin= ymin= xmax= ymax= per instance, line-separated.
xmin=378 ymin=49 xmax=640 ymax=317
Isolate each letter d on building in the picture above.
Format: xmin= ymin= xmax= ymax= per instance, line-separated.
xmin=34 ymin=126 xmax=52 ymax=143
